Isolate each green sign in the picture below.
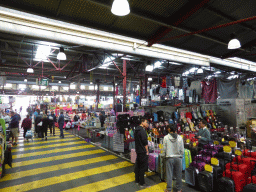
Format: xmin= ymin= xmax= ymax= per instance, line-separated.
xmin=36 ymin=78 xmax=49 ymax=86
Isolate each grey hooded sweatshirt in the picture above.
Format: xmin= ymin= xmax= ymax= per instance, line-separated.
xmin=163 ymin=133 xmax=184 ymax=158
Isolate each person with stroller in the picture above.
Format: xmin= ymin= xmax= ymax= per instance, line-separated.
xmin=21 ymin=114 xmax=32 ymax=141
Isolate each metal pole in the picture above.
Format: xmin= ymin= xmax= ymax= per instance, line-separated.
xmin=113 ymin=78 xmax=116 ymax=112
xmin=96 ymin=82 xmax=100 ymax=109
xmin=123 ymin=60 xmax=127 ymax=112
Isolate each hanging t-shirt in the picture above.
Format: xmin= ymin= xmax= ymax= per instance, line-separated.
xmin=188 ymin=81 xmax=202 ymax=95
xmin=201 ymin=78 xmax=217 ymax=103
xmin=218 ymin=79 xmax=238 ymax=99
xmin=174 ymin=77 xmax=181 ymax=87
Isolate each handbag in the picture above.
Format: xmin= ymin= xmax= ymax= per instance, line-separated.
xmin=37 ymin=121 xmax=43 ymax=126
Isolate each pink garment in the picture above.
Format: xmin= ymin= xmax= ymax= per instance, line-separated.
xmin=201 ymin=78 xmax=217 ymax=103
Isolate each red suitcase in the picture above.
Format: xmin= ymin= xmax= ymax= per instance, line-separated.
xmin=223 ymin=169 xmax=246 ymax=192
xmin=225 ymin=162 xmax=249 ymax=182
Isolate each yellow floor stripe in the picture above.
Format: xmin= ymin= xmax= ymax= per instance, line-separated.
xmin=12 ymin=141 xmax=86 ymax=152
xmin=137 ymin=182 xmax=167 ymax=192
xmin=17 ymin=135 xmax=75 ymax=142
xmin=62 ymin=172 xmax=135 ymax=192
xmin=14 ymin=138 xmax=81 ymax=147
xmin=7 ymin=149 xmax=105 ymax=169
xmin=13 ymin=144 xmax=95 ymax=159
xmin=1 ymin=161 xmax=132 ymax=192
xmin=1 ymin=155 xmax=118 ymax=182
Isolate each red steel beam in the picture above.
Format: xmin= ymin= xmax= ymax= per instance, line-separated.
xmin=123 ymin=60 xmax=127 ymax=111
xmin=157 ymin=16 xmax=256 ymax=44
xmin=148 ymin=0 xmax=210 ymax=47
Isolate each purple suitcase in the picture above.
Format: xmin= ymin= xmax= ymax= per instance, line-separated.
xmin=199 ymin=149 xmax=218 ymax=157
xmin=190 ymin=161 xmax=206 ymax=172
xmin=131 ymin=149 xmax=137 ymax=163
xmin=194 ymin=155 xmax=211 ymax=164
xmin=148 ymin=153 xmax=159 ymax=172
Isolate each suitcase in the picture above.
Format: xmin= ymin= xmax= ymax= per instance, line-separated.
xmin=194 ymin=155 xmax=211 ymax=164
xmin=217 ymin=177 xmax=235 ymax=192
xmin=198 ymin=171 xmax=213 ymax=192
xmin=158 ymin=154 xmax=166 ymax=181
xmin=215 ymin=152 xmax=233 ymax=162
xmin=225 ymin=162 xmax=249 ymax=181
xmin=223 ymin=169 xmax=246 ymax=192
xmin=190 ymin=161 xmax=206 ymax=172
xmin=212 ymin=165 xmax=223 ymax=186
xmin=185 ymin=165 xmax=198 ymax=186
xmin=131 ymin=149 xmax=136 ymax=163
xmin=243 ymin=159 xmax=256 ymax=192
xmin=148 ymin=153 xmax=159 ymax=171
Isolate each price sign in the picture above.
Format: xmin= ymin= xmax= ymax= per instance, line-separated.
xmin=229 ymin=141 xmax=237 ymax=148
xmin=235 ymin=150 xmax=242 ymax=156
xmin=223 ymin=146 xmax=232 ymax=153
xmin=205 ymin=164 xmax=213 ymax=173
xmin=211 ymin=158 xmax=219 ymax=166
xmin=222 ymin=138 xmax=225 ymax=142
xmin=193 ymin=142 xmax=197 ymax=147
xmin=214 ymin=141 xmax=219 ymax=145
xmin=186 ymin=139 xmax=190 ymax=143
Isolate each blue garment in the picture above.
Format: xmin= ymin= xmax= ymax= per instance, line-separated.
xmin=136 ymin=96 xmax=140 ymax=104
xmin=59 ymin=123 xmax=64 ymax=137
xmin=58 ymin=114 xmax=64 ymax=124
xmin=10 ymin=114 xmax=20 ymax=128
xmin=34 ymin=111 xmax=38 ymax=117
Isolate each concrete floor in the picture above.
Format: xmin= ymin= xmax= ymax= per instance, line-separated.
xmin=0 ymin=128 xmax=200 ymax=192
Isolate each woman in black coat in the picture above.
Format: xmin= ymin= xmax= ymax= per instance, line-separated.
xmin=41 ymin=114 xmax=49 ymax=140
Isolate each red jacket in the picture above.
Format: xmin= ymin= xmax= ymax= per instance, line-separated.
xmin=21 ymin=118 xmax=32 ymax=129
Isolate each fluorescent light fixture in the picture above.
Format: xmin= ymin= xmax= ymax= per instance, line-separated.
xmin=154 ymin=61 xmax=162 ymax=68
xmin=189 ymin=67 xmax=198 ymax=73
xmin=148 ymin=77 xmax=153 ymax=81
xmin=63 ymin=87 xmax=69 ymax=90
xmin=19 ymin=84 xmax=26 ymax=89
xmin=70 ymin=84 xmax=76 ymax=89
xmin=146 ymin=65 xmax=153 ymax=72
xmin=58 ymin=81 xmax=61 ymax=84
xmin=169 ymin=62 xmax=182 ymax=65
xmin=32 ymin=85 xmax=39 ymax=89
xmin=80 ymin=85 xmax=85 ymax=90
xmin=5 ymin=83 xmax=12 ymax=88
xmin=227 ymin=75 xmax=239 ymax=80
xmin=104 ymin=87 xmax=108 ymax=91
xmin=52 ymin=86 xmax=58 ymax=90
xmin=228 ymin=39 xmax=241 ymax=49
xmin=41 ymin=86 xmax=46 ymax=90
xmin=197 ymin=68 xmax=204 ymax=74
xmin=24 ymin=78 xmax=27 ymax=82
xmin=215 ymin=71 xmax=221 ymax=74
xmin=57 ymin=47 xmax=66 ymax=60
xmin=27 ymin=68 xmax=34 ymax=73
xmin=89 ymin=86 xmax=94 ymax=90
xmin=35 ymin=45 xmax=51 ymax=60
xmin=111 ymin=0 xmax=130 ymax=16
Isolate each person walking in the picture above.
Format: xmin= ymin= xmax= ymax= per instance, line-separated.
xmin=99 ymin=112 xmax=105 ymax=128
xmin=41 ymin=113 xmax=49 ymax=140
xmin=35 ymin=111 xmax=43 ymax=138
xmin=9 ymin=111 xmax=20 ymax=146
xmin=21 ymin=114 xmax=32 ymax=140
xmin=134 ymin=117 xmax=149 ymax=188
xmin=58 ymin=111 xmax=65 ymax=138
xmin=197 ymin=119 xmax=212 ymax=149
xmin=48 ymin=111 xmax=56 ymax=136
xmin=163 ymin=125 xmax=184 ymax=192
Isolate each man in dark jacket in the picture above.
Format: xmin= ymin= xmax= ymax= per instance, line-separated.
xmin=197 ymin=119 xmax=212 ymax=148
xmin=9 ymin=111 xmax=20 ymax=145
xmin=21 ymin=114 xmax=32 ymax=140
xmin=134 ymin=117 xmax=149 ymax=188
xmin=99 ymin=113 xmax=105 ymax=128
xmin=35 ymin=112 xmax=43 ymax=138
xmin=58 ymin=111 xmax=65 ymax=138
xmin=48 ymin=111 xmax=57 ymax=136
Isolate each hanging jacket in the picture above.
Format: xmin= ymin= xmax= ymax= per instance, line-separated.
xmin=163 ymin=133 xmax=184 ymax=158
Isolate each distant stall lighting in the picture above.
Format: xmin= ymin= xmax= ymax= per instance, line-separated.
xmin=27 ymin=68 xmax=34 ymax=73
xmin=63 ymin=87 xmax=69 ymax=90
xmin=57 ymin=47 xmax=66 ymax=60
xmin=24 ymin=78 xmax=27 ymax=82
xmin=111 ymin=0 xmax=130 ymax=16
xmin=197 ymin=68 xmax=204 ymax=74
xmin=80 ymin=85 xmax=85 ymax=90
xmin=5 ymin=83 xmax=12 ymax=88
xmin=228 ymin=38 xmax=241 ymax=50
xmin=70 ymin=84 xmax=76 ymax=89
xmin=19 ymin=84 xmax=26 ymax=89
xmin=90 ymin=82 xmax=93 ymax=84
xmin=145 ymin=65 xmax=153 ymax=72
xmin=148 ymin=77 xmax=153 ymax=81
xmin=58 ymin=81 xmax=61 ymax=84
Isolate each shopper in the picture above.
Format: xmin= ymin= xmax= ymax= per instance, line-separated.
xmin=197 ymin=119 xmax=212 ymax=148
xmin=99 ymin=112 xmax=105 ymax=128
xmin=58 ymin=111 xmax=65 ymax=138
xmin=21 ymin=114 xmax=32 ymax=140
xmin=3 ymin=113 xmax=11 ymax=124
xmin=48 ymin=111 xmax=56 ymax=136
xmin=134 ymin=117 xmax=149 ymax=188
xmin=163 ymin=125 xmax=184 ymax=192
xmin=73 ymin=112 xmax=80 ymax=122
xmin=41 ymin=113 xmax=49 ymax=140
xmin=35 ymin=111 xmax=43 ymax=138
xmin=9 ymin=111 xmax=20 ymax=146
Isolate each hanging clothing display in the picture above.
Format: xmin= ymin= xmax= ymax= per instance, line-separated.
xmin=201 ymin=78 xmax=217 ymax=103
xmin=166 ymin=76 xmax=172 ymax=87
xmin=182 ymin=77 xmax=188 ymax=88
xmin=188 ymin=81 xmax=202 ymax=96
xmin=238 ymin=82 xmax=254 ymax=99
xmin=218 ymin=79 xmax=238 ymax=99
xmin=174 ymin=77 xmax=181 ymax=87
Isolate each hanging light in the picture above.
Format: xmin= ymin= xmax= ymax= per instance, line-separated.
xmin=24 ymin=78 xmax=27 ymax=82
xmin=197 ymin=67 xmax=204 ymax=74
xmin=90 ymin=82 xmax=93 ymax=84
xmin=111 ymin=0 xmax=130 ymax=16
xmin=228 ymin=34 xmax=241 ymax=49
xmin=27 ymin=68 xmax=34 ymax=73
xmin=148 ymin=77 xmax=153 ymax=81
xmin=58 ymin=81 xmax=61 ymax=84
xmin=57 ymin=47 xmax=66 ymax=60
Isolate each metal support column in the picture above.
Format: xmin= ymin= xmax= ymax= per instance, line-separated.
xmin=113 ymin=78 xmax=116 ymax=111
xmin=96 ymin=82 xmax=100 ymax=109
xmin=123 ymin=60 xmax=127 ymax=112
xmin=139 ymin=79 xmax=142 ymax=106
xmin=144 ymin=75 xmax=148 ymax=98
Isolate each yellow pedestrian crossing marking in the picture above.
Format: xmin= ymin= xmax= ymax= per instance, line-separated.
xmin=62 ymin=172 xmax=135 ymax=192
xmin=7 ymin=149 xmax=105 ymax=169
xmin=137 ymin=182 xmax=167 ymax=192
xmin=12 ymin=141 xmax=86 ymax=152
xmin=13 ymin=144 xmax=95 ymax=159
xmin=15 ymin=138 xmax=81 ymax=146
xmin=17 ymin=135 xmax=75 ymax=142
xmin=2 ymin=161 xmax=133 ymax=192
xmin=1 ymin=155 xmax=118 ymax=182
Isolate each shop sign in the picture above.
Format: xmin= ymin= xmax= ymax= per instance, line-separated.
xmin=211 ymin=158 xmax=219 ymax=166
xmin=223 ymin=146 xmax=231 ymax=153
xmin=229 ymin=141 xmax=237 ymax=148
xmin=36 ymin=78 xmax=49 ymax=86
xmin=205 ymin=164 xmax=213 ymax=173
xmin=235 ymin=150 xmax=242 ymax=156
